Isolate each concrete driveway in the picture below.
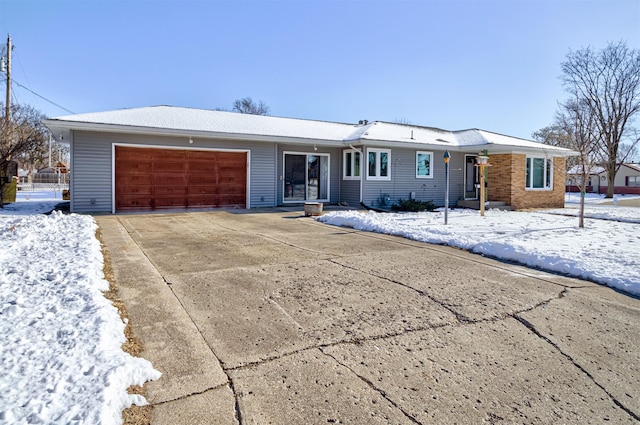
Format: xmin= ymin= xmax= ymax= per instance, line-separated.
xmin=96 ymin=210 xmax=640 ymax=424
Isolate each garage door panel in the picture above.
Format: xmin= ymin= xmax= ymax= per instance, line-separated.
xmin=118 ymin=161 xmax=153 ymax=173
xmin=187 ymin=195 xmax=218 ymax=207
xmin=154 ymin=162 xmax=186 ymax=173
xmin=154 ymin=150 xmax=187 ymax=160
xmin=117 ymin=175 xmax=154 ymax=186
xmin=155 ymin=174 xmax=187 ymax=186
xmin=118 ymin=150 xmax=154 ymax=161
xmin=117 ymin=197 xmax=153 ymax=210
xmin=155 ymin=186 xmax=187 ymax=196
xmin=188 ymin=186 xmax=216 ymax=195
xmin=188 ymin=174 xmax=218 ymax=185
xmin=188 ymin=160 xmax=219 ymax=173
xmin=154 ymin=197 xmax=188 ymax=208
xmin=115 ymin=147 xmax=247 ymax=212
xmin=117 ymin=185 xmax=152 ymax=196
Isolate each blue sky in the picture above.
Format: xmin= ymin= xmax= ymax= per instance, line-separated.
xmin=1 ymin=0 xmax=639 ymax=140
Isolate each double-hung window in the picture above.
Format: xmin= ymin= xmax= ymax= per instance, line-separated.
xmin=525 ymin=156 xmax=553 ymax=190
xmin=367 ymin=148 xmax=391 ymax=180
xmin=343 ymin=149 xmax=361 ymax=180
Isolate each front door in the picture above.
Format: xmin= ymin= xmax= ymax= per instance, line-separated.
xmin=464 ymin=155 xmax=478 ymax=199
xmin=283 ymin=153 xmax=329 ymax=202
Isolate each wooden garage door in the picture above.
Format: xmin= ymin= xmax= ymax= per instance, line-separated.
xmin=115 ymin=146 xmax=247 ymax=212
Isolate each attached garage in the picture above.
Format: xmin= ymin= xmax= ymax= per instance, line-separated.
xmin=115 ymin=146 xmax=247 ymax=212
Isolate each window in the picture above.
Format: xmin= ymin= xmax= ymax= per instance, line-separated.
xmin=367 ymin=148 xmax=391 ymax=180
xmin=343 ymin=149 xmax=361 ymax=180
xmin=627 ymin=176 xmax=640 ymax=187
xmin=525 ymin=157 xmax=553 ymax=190
xmin=416 ymin=151 xmax=433 ymax=178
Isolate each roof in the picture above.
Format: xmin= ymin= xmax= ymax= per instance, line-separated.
xmin=623 ymin=163 xmax=640 ymax=173
xmin=567 ymin=165 xmax=606 ymax=175
xmin=44 ymin=105 xmax=577 ymax=156
xmin=568 ymin=163 xmax=640 ymax=175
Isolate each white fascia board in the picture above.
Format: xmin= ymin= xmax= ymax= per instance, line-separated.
xmin=42 ymin=120 xmax=346 ymax=147
xmin=353 ymin=138 xmax=460 ymax=150
xmin=351 ymin=138 xmax=578 ymax=157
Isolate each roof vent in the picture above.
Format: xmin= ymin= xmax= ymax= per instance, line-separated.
xmin=358 ymin=119 xmax=369 ymax=126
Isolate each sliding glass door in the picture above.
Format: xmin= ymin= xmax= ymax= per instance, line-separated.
xmin=284 ymin=153 xmax=329 ymax=202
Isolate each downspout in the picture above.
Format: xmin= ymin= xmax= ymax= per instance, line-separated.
xmin=348 ymin=143 xmax=383 ymax=211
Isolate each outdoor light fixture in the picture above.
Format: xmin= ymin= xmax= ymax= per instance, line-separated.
xmin=188 ymin=137 xmax=193 ymax=144
xmin=443 ymin=150 xmax=450 ymax=225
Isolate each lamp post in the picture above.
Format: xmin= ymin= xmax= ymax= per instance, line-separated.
xmin=443 ymin=150 xmax=450 ymax=225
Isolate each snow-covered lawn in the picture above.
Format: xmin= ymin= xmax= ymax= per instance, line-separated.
xmin=319 ymin=193 xmax=640 ymax=296
xmin=0 ymin=192 xmax=160 ymax=425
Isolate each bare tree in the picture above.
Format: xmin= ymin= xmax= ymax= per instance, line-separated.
xmin=532 ymin=123 xmax=579 ymax=168
xmin=556 ymin=98 xmax=599 ymax=228
xmin=1 ymin=103 xmax=49 ymax=206
xmin=232 ymin=97 xmax=270 ymax=115
xmin=560 ymin=40 xmax=640 ymax=197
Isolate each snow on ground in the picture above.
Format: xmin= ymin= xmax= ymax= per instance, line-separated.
xmin=0 ymin=192 xmax=160 ymax=425
xmin=318 ymin=196 xmax=640 ymax=296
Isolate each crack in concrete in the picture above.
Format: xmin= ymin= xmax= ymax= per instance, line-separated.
xmin=117 ymin=216 xmax=623 ymax=423
xmin=223 ymin=288 xmax=568 ymax=373
xmin=319 ymin=347 xmax=423 ymax=425
xmin=117 ymin=217 xmax=245 ymax=425
xmin=163 ymin=279 xmax=245 ymax=424
xmin=514 ymin=314 xmax=640 ymax=422
xmin=151 ymin=382 xmax=229 ymax=406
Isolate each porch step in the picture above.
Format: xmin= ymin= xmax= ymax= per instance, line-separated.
xmin=457 ymin=200 xmax=512 ymax=211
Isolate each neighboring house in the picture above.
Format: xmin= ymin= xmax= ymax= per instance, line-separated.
xmin=43 ymin=105 xmax=575 ymax=214
xmin=567 ymin=163 xmax=640 ymax=194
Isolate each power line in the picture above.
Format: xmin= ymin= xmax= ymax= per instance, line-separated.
xmin=10 ymin=79 xmax=75 ymax=115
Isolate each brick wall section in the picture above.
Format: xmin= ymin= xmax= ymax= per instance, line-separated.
xmin=487 ymin=154 xmax=515 ymax=205
xmin=487 ymin=154 xmax=566 ymax=210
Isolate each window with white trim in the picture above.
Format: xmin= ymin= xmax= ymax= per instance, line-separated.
xmin=367 ymin=148 xmax=391 ymax=180
xmin=627 ymin=176 xmax=640 ymax=187
xmin=416 ymin=151 xmax=433 ymax=178
xmin=525 ymin=157 xmax=553 ymax=190
xmin=343 ymin=149 xmax=361 ymax=180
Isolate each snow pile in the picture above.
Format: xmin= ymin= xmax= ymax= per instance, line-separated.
xmin=318 ymin=207 xmax=640 ymax=296
xmin=0 ymin=205 xmax=160 ymax=424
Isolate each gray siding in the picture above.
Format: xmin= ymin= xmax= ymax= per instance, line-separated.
xmin=339 ymin=180 xmax=360 ymax=207
xmin=71 ymin=131 xmax=277 ymax=213
xmin=362 ymin=147 xmax=465 ymax=208
xmin=71 ymin=131 xmax=112 ymax=213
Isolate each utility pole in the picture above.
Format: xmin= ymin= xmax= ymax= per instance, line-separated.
xmin=4 ymin=34 xmax=10 ymax=142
